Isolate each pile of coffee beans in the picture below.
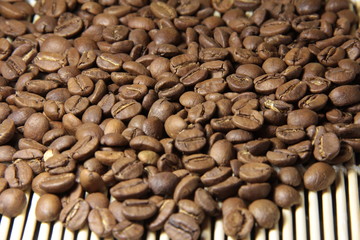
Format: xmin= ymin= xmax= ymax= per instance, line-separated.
xmin=0 ymin=0 xmax=359 ymax=239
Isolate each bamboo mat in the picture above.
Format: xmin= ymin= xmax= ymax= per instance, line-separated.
xmin=0 ymin=0 xmax=360 ymax=240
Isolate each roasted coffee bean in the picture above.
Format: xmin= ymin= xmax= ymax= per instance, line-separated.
xmin=239 ymin=163 xmax=272 ymax=183
xmin=88 ymin=208 xmax=116 ymax=238
xmin=121 ymin=199 xmax=157 ymax=221
xmin=232 ymin=109 xmax=264 ymax=131
xmin=110 ymin=178 xmax=149 ymax=201
xmin=194 ymin=188 xmax=219 ymax=216
xmin=149 ymin=172 xmax=179 ymax=196
xmin=329 ymin=85 xmax=360 ymax=107
xmin=60 ymin=198 xmax=90 ymax=231
xmin=208 ymin=176 xmax=241 ymax=199
xmin=148 ymin=199 xmax=176 ymax=231
xmin=173 ymin=175 xmax=199 ymax=202
xmin=175 ymin=128 xmax=206 ymax=153
xmin=36 ymin=194 xmax=62 ymax=222
xmin=0 ymin=119 xmax=15 ymax=145
xmin=275 ymin=79 xmax=307 ymax=102
xmin=304 ymin=162 xmax=336 ymax=191
xmin=238 ymin=183 xmax=271 ymax=201
xmin=201 ymin=166 xmax=232 ymax=186
xmin=5 ymin=160 xmax=33 ymax=190
xmin=254 ymin=74 xmax=286 ymax=94
xmin=267 ymin=149 xmax=298 ymax=167
xmin=112 ymin=220 xmax=144 ymax=240
xmin=40 ymin=173 xmax=76 ymax=194
xmin=249 ymin=199 xmax=280 ymax=229
xmin=223 ymin=207 xmax=254 ymax=239
xmin=0 ymin=188 xmax=27 ymax=217
xmin=276 ymin=125 xmax=306 ymax=144
xmin=112 ymin=157 xmax=143 ymax=180
xmin=313 ymin=132 xmax=340 ymax=162
xmin=182 ymin=154 xmax=216 ymax=174
xmin=273 ymin=184 xmax=301 ymax=208
xmin=85 ymin=192 xmax=109 ymax=209
xmin=164 ymin=213 xmax=200 ymax=240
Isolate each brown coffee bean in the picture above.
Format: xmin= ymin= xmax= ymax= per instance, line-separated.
xmin=122 ymin=199 xmax=157 ymax=221
xmin=208 ymin=176 xmax=241 ymax=199
xmin=0 ymin=119 xmax=15 ymax=145
xmin=239 ymin=163 xmax=272 ymax=183
xmin=60 ymin=198 xmax=90 ymax=231
xmin=110 ymin=178 xmax=149 ymax=201
xmin=273 ymin=184 xmax=301 ymax=208
xmin=88 ymin=208 xmax=116 ymax=238
xmin=201 ymin=166 xmax=232 ymax=186
xmin=232 ymin=109 xmax=264 ymax=131
xmin=249 ymin=199 xmax=280 ymax=229
xmin=85 ymin=192 xmax=109 ymax=209
xmin=194 ymin=188 xmax=219 ymax=216
xmin=165 ymin=213 xmax=200 ymax=240
xmin=0 ymin=188 xmax=27 ymax=217
xmin=276 ymin=125 xmax=306 ymax=144
xmin=173 ymin=175 xmax=199 ymax=202
xmin=238 ymin=183 xmax=271 ymax=201
xmin=149 ymin=172 xmax=179 ymax=196
xmin=40 ymin=173 xmax=76 ymax=194
xmin=5 ymin=160 xmax=33 ymax=190
xmin=112 ymin=220 xmax=144 ymax=240
xmin=223 ymin=207 xmax=254 ymax=239
xmin=304 ymin=162 xmax=336 ymax=191
xmin=175 ymin=128 xmax=206 ymax=154
xmin=36 ymin=194 xmax=62 ymax=222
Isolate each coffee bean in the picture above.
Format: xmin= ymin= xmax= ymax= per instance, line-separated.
xmin=0 ymin=119 xmax=15 ymax=145
xmin=304 ymin=162 xmax=336 ymax=191
xmin=122 ymin=199 xmax=157 ymax=221
xmin=223 ymin=207 xmax=254 ymax=239
xmin=208 ymin=176 xmax=241 ymax=199
xmin=112 ymin=157 xmax=143 ymax=180
xmin=148 ymin=199 xmax=176 ymax=231
xmin=173 ymin=175 xmax=199 ymax=202
xmin=112 ymin=220 xmax=144 ymax=240
xmin=88 ymin=208 xmax=116 ymax=238
xmin=110 ymin=178 xmax=149 ymax=201
xmin=249 ymin=199 xmax=280 ymax=229
xmin=149 ymin=172 xmax=179 ymax=196
xmin=194 ymin=188 xmax=219 ymax=216
xmin=175 ymin=128 xmax=206 ymax=153
xmin=165 ymin=213 xmax=200 ymax=240
xmin=36 ymin=194 xmax=62 ymax=222
xmin=40 ymin=173 xmax=76 ymax=193
xmin=60 ymin=198 xmax=90 ymax=231
xmin=5 ymin=160 xmax=33 ymax=190
xmin=239 ymin=163 xmax=272 ymax=183
xmin=182 ymin=154 xmax=216 ymax=174
xmin=0 ymin=188 xmax=27 ymax=217
xmin=273 ymin=184 xmax=301 ymax=208
xmin=238 ymin=183 xmax=271 ymax=201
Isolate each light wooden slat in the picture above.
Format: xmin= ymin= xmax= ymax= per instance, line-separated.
xmin=214 ymin=217 xmax=225 ymax=240
xmin=268 ymin=223 xmax=280 ymax=240
xmin=335 ymin=168 xmax=349 ymax=240
xmin=63 ymin=228 xmax=74 ymax=240
xmin=159 ymin=231 xmax=169 ymax=240
xmin=38 ymin=223 xmax=50 ymax=240
xmin=308 ymin=191 xmax=321 ymax=240
xmin=254 ymin=228 xmax=266 ymax=240
xmin=10 ymin=189 xmax=31 ymax=240
xmin=295 ymin=190 xmax=307 ymax=240
xmin=282 ymin=208 xmax=293 ymax=240
xmin=0 ymin=216 xmax=11 ymax=240
xmin=322 ymin=187 xmax=335 ymax=240
xmin=347 ymin=166 xmax=360 ymax=240
xmin=201 ymin=217 xmax=211 ymax=240
xmin=146 ymin=231 xmax=156 ymax=240
xmin=22 ymin=193 xmax=39 ymax=240
xmin=50 ymin=221 xmax=64 ymax=240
